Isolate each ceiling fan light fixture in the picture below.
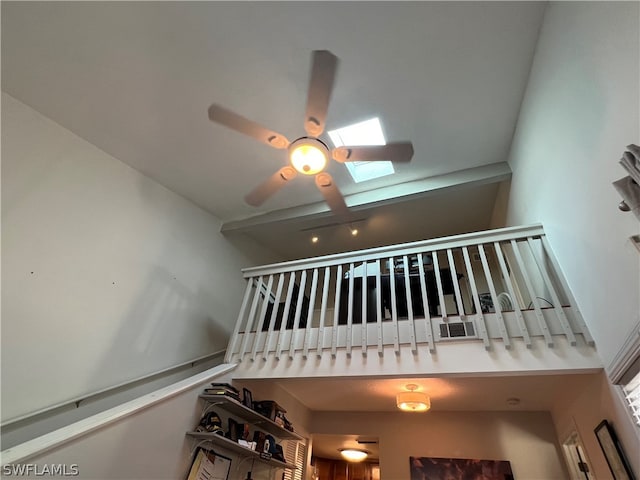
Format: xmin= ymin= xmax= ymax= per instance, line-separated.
xmin=289 ymin=137 xmax=328 ymax=175
xmin=397 ymin=384 xmax=430 ymax=412
xmin=339 ymin=449 xmax=368 ymax=462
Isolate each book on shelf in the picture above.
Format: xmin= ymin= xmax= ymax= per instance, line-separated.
xmin=210 ymin=382 xmax=239 ymax=393
xmin=203 ymin=389 xmax=241 ymax=401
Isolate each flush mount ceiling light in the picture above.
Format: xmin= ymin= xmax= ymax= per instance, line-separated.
xmin=397 ymin=384 xmax=431 ymax=412
xmin=288 ymin=137 xmax=329 ymax=175
xmin=339 ymin=449 xmax=368 ymax=462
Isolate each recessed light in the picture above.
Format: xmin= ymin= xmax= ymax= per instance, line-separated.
xmin=506 ymin=397 xmax=521 ymax=406
xmin=351 ymin=228 xmax=358 ymax=236
xmin=311 ymin=236 xmax=319 ymax=243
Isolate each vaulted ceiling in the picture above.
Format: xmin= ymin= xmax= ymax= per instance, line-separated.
xmin=1 ymin=1 xmax=546 ymax=258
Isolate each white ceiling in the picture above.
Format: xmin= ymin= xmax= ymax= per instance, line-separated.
xmin=245 ymin=373 xmax=597 ymax=413
xmin=241 ymin=372 xmax=598 ymax=461
xmin=1 ymin=2 xmax=546 ymax=255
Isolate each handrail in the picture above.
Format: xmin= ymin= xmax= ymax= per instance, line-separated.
xmin=1 ymin=348 xmax=226 ymax=428
xmin=242 ymin=224 xmax=544 ymax=277
xmin=0 ymin=363 xmax=237 ymax=466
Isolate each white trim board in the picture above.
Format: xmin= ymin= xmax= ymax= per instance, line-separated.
xmin=0 ymin=364 xmax=237 ymax=466
xmin=607 ymin=318 xmax=640 ymax=384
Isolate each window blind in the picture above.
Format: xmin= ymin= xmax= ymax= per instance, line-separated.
xmin=622 ymin=370 xmax=640 ymax=427
xmin=283 ymin=440 xmax=306 ymax=480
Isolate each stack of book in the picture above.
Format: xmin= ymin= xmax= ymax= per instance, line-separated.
xmin=203 ymin=382 xmax=241 ymax=401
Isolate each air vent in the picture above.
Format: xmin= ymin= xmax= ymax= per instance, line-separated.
xmin=440 ymin=321 xmax=476 ymax=338
xmin=357 ymin=439 xmax=379 ymax=445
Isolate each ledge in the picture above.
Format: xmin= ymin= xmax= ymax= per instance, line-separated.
xmin=0 ymin=363 xmax=237 ymax=466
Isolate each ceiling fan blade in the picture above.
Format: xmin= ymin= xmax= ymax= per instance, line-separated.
xmin=315 ymin=172 xmax=350 ymax=220
xmin=208 ymin=104 xmax=290 ymax=149
xmin=304 ymin=50 xmax=339 ymax=137
xmin=332 ymin=142 xmax=414 ymax=163
xmin=245 ymin=166 xmax=297 ymax=206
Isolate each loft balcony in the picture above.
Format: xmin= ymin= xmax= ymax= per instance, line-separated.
xmin=225 ymin=225 xmax=597 ymax=377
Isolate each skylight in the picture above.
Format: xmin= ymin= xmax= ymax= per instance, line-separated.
xmin=328 ymin=118 xmax=395 ymax=183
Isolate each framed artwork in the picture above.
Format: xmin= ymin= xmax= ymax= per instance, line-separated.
xmin=186 ymin=448 xmax=231 ymax=480
xmin=242 ymin=388 xmax=253 ymax=409
xmin=594 ymin=420 xmax=636 ymax=480
xmin=410 ymin=457 xmax=514 ymax=480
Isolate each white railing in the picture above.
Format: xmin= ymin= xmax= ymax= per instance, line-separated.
xmin=225 ymin=225 xmax=595 ymax=362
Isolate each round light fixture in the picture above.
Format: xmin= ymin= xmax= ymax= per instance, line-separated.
xmin=351 ymin=228 xmax=359 ymax=236
xmin=288 ymin=137 xmax=329 ymax=175
xmin=339 ymin=449 xmax=368 ymax=462
xmin=397 ymin=384 xmax=431 ymax=412
xmin=311 ymin=236 xmax=319 ymax=244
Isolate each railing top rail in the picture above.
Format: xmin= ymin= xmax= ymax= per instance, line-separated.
xmin=242 ymin=224 xmax=544 ymax=278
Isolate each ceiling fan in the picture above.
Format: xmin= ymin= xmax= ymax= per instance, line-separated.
xmin=208 ymin=50 xmax=414 ymax=220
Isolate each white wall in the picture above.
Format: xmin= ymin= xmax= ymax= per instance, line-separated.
xmin=311 ymin=410 xmax=567 ymax=480
xmin=504 ymin=2 xmax=640 ymax=368
xmin=1 ymin=93 xmax=281 ymax=422
xmin=503 ymin=5 xmax=640 ymax=474
xmin=552 ymin=370 xmax=640 ymax=480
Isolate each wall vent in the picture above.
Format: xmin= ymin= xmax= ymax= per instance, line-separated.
xmin=440 ymin=321 xmax=476 ymax=338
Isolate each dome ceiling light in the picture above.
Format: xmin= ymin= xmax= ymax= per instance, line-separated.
xmin=339 ymin=448 xmax=369 ymax=462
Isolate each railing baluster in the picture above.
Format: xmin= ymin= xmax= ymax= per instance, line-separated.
xmin=417 ymin=253 xmax=435 ymax=353
xmin=303 ymin=268 xmax=319 ymax=359
xmin=432 ymin=251 xmax=448 ymax=319
xmin=252 ymin=274 xmax=274 ymax=361
xmin=239 ymin=276 xmax=264 ymax=359
xmin=527 ymin=237 xmax=577 ymax=346
xmin=288 ymin=270 xmax=308 ymax=359
xmin=263 ymin=273 xmax=285 ymax=360
xmin=461 ymin=247 xmax=490 ymax=350
xmin=375 ymin=259 xmax=383 ymax=356
xmin=446 ymin=249 xmax=465 ymax=317
xmin=225 ymin=278 xmax=254 ymax=362
xmin=316 ymin=267 xmax=331 ymax=357
xmin=331 ymin=265 xmax=343 ymax=358
xmin=493 ymin=242 xmax=531 ymax=348
xmin=346 ymin=263 xmax=355 ymax=357
xmin=388 ymin=257 xmax=400 ymax=354
xmin=230 ymin=226 xmax=590 ymax=360
xmin=403 ymin=255 xmax=417 ymax=354
xmin=509 ymin=239 xmax=553 ymax=347
xmin=478 ymin=245 xmax=511 ymax=349
xmin=540 ymin=235 xmax=594 ymax=346
xmin=276 ymin=272 xmax=296 ymax=360
xmin=361 ymin=261 xmax=368 ymax=357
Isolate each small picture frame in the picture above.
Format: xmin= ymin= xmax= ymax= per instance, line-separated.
xmin=242 ymin=388 xmax=253 ymax=410
xmin=227 ymin=418 xmax=239 ymax=442
xmin=594 ymin=420 xmax=635 ymax=480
